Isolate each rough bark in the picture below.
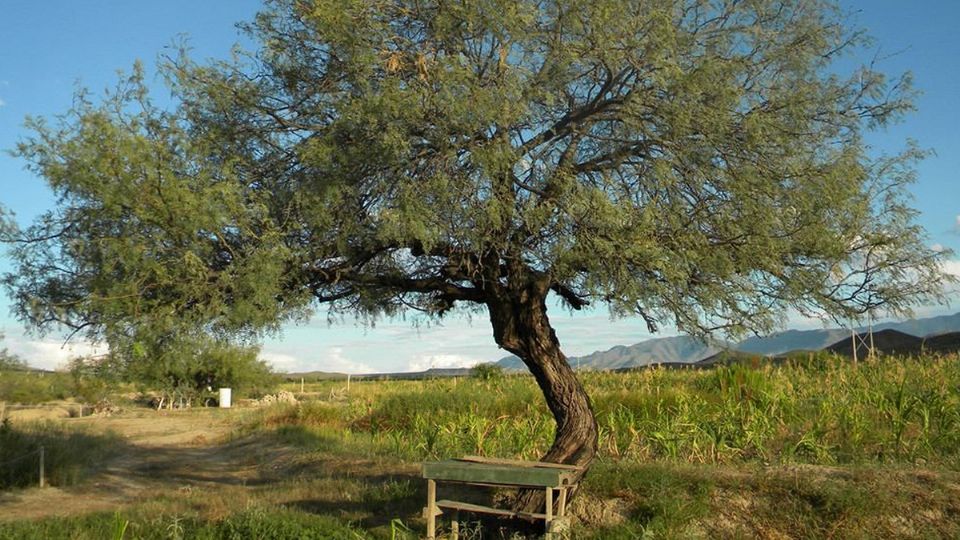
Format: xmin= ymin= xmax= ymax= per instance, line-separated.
xmin=485 ymin=275 xmax=599 ymax=515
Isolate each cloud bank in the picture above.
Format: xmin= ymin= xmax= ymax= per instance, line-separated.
xmin=1 ymin=331 xmax=104 ymax=371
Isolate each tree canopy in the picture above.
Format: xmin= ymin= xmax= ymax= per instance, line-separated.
xmin=3 ymin=0 xmax=954 ymax=491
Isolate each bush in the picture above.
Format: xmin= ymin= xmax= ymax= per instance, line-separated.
xmin=470 ymin=362 xmax=505 ymax=381
xmin=0 ymin=371 xmax=72 ymax=404
xmin=124 ymin=339 xmax=278 ymax=407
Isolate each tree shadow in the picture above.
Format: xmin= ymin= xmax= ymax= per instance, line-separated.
xmin=0 ymin=420 xmax=132 ymax=498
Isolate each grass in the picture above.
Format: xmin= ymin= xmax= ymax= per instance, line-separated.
xmin=4 ymin=352 xmax=960 ymax=538
xmin=0 ymin=418 xmax=122 ymax=489
xmin=575 ymin=461 xmax=960 ymax=538
xmin=263 ymin=352 xmax=960 ymax=468
xmin=0 ymin=507 xmax=370 ymax=540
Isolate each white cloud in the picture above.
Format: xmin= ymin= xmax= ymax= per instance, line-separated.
xmin=258 ymin=351 xmax=302 ymax=372
xmin=258 ymin=344 xmax=374 ymax=374
xmin=323 ymin=346 xmax=374 ymax=373
xmin=4 ymin=336 xmax=105 ymax=371
xmin=932 ymin=243 xmax=946 ymax=253
xmin=0 ymin=97 xmax=6 ymax=107
xmin=943 ymin=258 xmax=960 ymax=278
xmin=405 ymin=354 xmax=483 ymax=373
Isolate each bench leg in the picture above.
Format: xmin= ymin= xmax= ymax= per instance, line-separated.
xmin=426 ymin=479 xmax=437 ymax=540
xmin=558 ymin=487 xmax=567 ymax=518
xmin=545 ymin=487 xmax=554 ymax=540
xmin=451 ymin=509 xmax=459 ymax=540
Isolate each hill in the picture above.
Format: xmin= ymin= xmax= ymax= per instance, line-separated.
xmin=737 ymin=312 xmax=960 ymax=357
xmin=924 ymin=331 xmax=960 ymax=353
xmin=497 ymin=335 xmax=730 ymax=371
xmin=825 ymin=329 xmax=924 ymax=357
xmin=825 ymin=330 xmax=960 ymax=358
xmin=736 ymin=328 xmax=850 ymax=356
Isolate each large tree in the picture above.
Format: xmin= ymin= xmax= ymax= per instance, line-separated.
xmin=4 ymin=0 xmax=953 ymax=509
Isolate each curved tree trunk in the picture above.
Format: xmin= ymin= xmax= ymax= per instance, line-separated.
xmin=485 ymin=275 xmax=599 ymax=514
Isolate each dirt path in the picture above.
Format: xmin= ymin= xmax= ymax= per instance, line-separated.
xmin=0 ymin=408 xmax=276 ymax=521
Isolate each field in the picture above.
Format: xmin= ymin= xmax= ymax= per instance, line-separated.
xmin=2 ymin=353 xmax=960 ymax=538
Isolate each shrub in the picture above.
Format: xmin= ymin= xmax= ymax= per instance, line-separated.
xmin=470 ymin=362 xmax=505 ymax=381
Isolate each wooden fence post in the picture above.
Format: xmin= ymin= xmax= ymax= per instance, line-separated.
xmin=39 ymin=446 xmax=45 ymax=488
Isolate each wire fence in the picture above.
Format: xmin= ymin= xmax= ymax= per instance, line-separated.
xmin=0 ymin=447 xmax=40 ymax=466
xmin=0 ymin=446 xmax=45 ymax=487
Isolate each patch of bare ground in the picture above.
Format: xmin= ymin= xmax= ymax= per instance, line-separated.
xmin=0 ymin=406 xmax=425 ymax=534
xmin=0 ymin=407 xmax=377 ymax=522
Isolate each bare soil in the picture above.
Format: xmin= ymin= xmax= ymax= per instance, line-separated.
xmin=0 ymin=408 xmax=281 ymax=521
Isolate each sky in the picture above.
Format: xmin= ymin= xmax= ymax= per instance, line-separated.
xmin=1 ymin=1 xmax=958 ymax=373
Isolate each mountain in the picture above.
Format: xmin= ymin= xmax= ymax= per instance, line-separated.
xmin=282 ymin=312 xmax=960 ymax=377
xmin=496 ymin=312 xmax=960 ymax=371
xmin=924 ymin=332 xmax=960 ymax=353
xmin=497 ymin=335 xmax=731 ymax=371
xmin=736 ymin=312 xmax=960 ymax=357
xmin=736 ymin=328 xmax=851 ymax=356
xmin=872 ymin=312 xmax=960 ymax=338
xmin=825 ymin=330 xmax=960 ymax=358
xmin=825 ymin=329 xmax=924 ymax=357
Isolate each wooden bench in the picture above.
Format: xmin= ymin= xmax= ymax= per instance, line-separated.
xmin=421 ymin=456 xmax=581 ymax=539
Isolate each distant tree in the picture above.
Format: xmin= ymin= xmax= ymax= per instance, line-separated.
xmin=0 ymin=350 xmax=26 ymax=373
xmin=121 ymin=338 xmax=273 ymax=408
xmin=470 ymin=362 xmax=505 ymax=382
xmin=4 ymin=0 xmax=955 ymax=509
xmin=67 ymin=355 xmax=120 ymax=407
xmin=0 ymin=333 xmax=26 ymax=372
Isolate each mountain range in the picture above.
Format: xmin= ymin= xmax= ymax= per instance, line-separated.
xmin=496 ymin=312 xmax=960 ymax=371
xmin=284 ymin=312 xmax=960 ymax=380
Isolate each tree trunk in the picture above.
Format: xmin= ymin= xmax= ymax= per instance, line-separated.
xmin=485 ymin=275 xmax=599 ymax=514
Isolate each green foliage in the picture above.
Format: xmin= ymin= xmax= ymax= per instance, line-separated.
xmin=67 ymin=355 xmax=124 ymax=406
xmin=0 ymin=371 xmax=72 ymax=404
xmin=574 ymin=460 xmax=960 ymax=539
xmin=0 ymin=333 xmax=73 ymax=404
xmin=4 ymin=0 xmax=952 ymax=360
xmin=124 ymin=338 xmax=275 ymax=405
xmin=0 ymin=332 xmax=27 ymax=371
xmin=0 ymin=351 xmax=26 ymax=372
xmin=469 ymin=362 xmax=505 ymax=381
xmin=0 ymin=507 xmax=367 ymax=540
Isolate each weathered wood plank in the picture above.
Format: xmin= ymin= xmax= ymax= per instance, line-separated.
xmin=436 ymin=499 xmax=547 ymax=520
xmin=423 ymin=460 xmax=574 ymax=487
xmin=458 ymin=455 xmax=583 ymax=470
xmin=426 ymin=478 xmax=437 ymax=540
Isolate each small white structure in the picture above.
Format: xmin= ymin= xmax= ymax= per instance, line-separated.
xmin=219 ymin=387 xmax=232 ymax=408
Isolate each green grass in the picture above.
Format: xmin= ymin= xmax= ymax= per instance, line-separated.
xmin=0 ymin=418 xmax=122 ymax=489
xmin=266 ymin=352 xmax=960 ymax=468
xmin=0 ymin=507 xmax=370 ymax=540
xmin=5 ymin=353 xmax=960 ymax=539
xmin=573 ymin=461 xmax=960 ymax=539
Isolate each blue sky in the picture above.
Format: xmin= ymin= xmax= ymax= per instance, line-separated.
xmin=1 ymin=1 xmax=958 ymax=373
